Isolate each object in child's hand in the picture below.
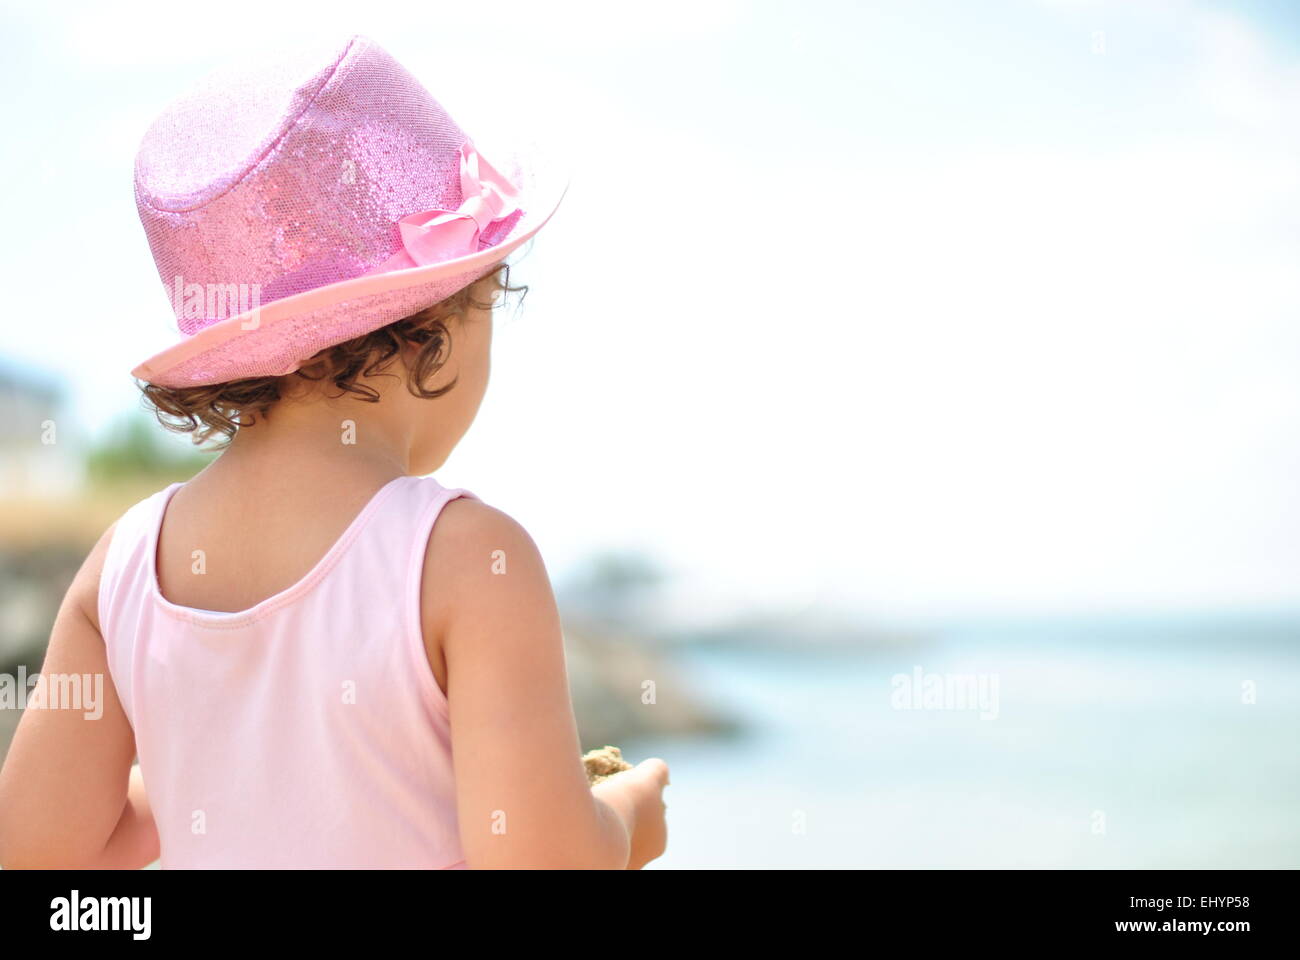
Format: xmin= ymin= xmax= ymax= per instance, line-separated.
xmin=583 ymin=745 xmax=633 ymax=785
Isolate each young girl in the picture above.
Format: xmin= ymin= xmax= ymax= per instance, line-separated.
xmin=0 ymin=36 xmax=669 ymax=869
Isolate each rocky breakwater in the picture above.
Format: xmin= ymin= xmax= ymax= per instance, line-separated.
xmin=564 ymin=620 xmax=741 ymax=748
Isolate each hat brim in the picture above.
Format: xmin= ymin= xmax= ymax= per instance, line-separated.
xmin=132 ymin=142 xmax=568 ymax=388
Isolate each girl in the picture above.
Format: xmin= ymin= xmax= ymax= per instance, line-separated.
xmin=0 ymin=36 xmax=669 ymax=869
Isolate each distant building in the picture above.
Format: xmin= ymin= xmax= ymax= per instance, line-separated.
xmin=0 ymin=363 xmax=82 ymax=497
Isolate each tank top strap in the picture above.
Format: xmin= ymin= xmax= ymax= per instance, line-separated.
xmin=97 ymin=483 xmax=180 ymax=649
xmin=396 ymin=476 xmax=479 ymax=618
xmin=319 ymin=475 xmax=477 ymax=720
xmin=340 ymin=475 xmax=478 ymax=584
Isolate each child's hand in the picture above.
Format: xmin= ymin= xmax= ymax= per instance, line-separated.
xmin=620 ymin=758 xmax=671 ymax=869
xmin=589 ymin=756 xmax=670 ymax=869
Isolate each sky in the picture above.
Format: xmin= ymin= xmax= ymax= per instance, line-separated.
xmin=1 ymin=0 xmax=1298 ymax=623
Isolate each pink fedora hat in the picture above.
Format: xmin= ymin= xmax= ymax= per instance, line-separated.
xmin=132 ymin=35 xmax=567 ymax=388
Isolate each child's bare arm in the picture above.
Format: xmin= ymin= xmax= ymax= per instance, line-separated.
xmin=0 ymin=526 xmax=159 ymax=869
xmin=424 ymin=499 xmax=668 ymax=869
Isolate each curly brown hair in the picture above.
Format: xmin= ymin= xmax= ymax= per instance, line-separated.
xmin=140 ymin=263 xmax=524 ymax=446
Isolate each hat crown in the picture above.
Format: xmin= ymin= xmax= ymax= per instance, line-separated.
xmin=134 ymin=36 xmax=517 ymax=334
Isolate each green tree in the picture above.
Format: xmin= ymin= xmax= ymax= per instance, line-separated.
xmin=85 ymin=416 xmax=213 ymax=484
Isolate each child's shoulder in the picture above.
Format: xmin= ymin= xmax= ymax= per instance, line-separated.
xmin=419 ymin=494 xmax=556 ymax=637
xmin=429 ymin=495 xmax=541 ymax=559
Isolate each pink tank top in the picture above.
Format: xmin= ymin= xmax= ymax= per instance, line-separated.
xmin=97 ymin=475 xmax=474 ymax=869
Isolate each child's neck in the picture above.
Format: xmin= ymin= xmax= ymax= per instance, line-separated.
xmin=152 ymin=392 xmax=426 ymax=615
xmin=200 ymin=391 xmax=418 ymax=497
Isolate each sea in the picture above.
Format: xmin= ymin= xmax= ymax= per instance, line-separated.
xmin=631 ymin=612 xmax=1300 ymax=869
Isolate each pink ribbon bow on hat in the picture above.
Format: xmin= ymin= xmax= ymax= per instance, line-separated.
xmin=374 ymin=141 xmax=520 ymax=272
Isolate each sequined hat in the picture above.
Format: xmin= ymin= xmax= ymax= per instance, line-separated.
xmin=132 ymin=35 xmax=567 ymax=388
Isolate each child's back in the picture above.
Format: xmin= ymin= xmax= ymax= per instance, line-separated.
xmin=104 ymin=473 xmax=469 ymax=868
